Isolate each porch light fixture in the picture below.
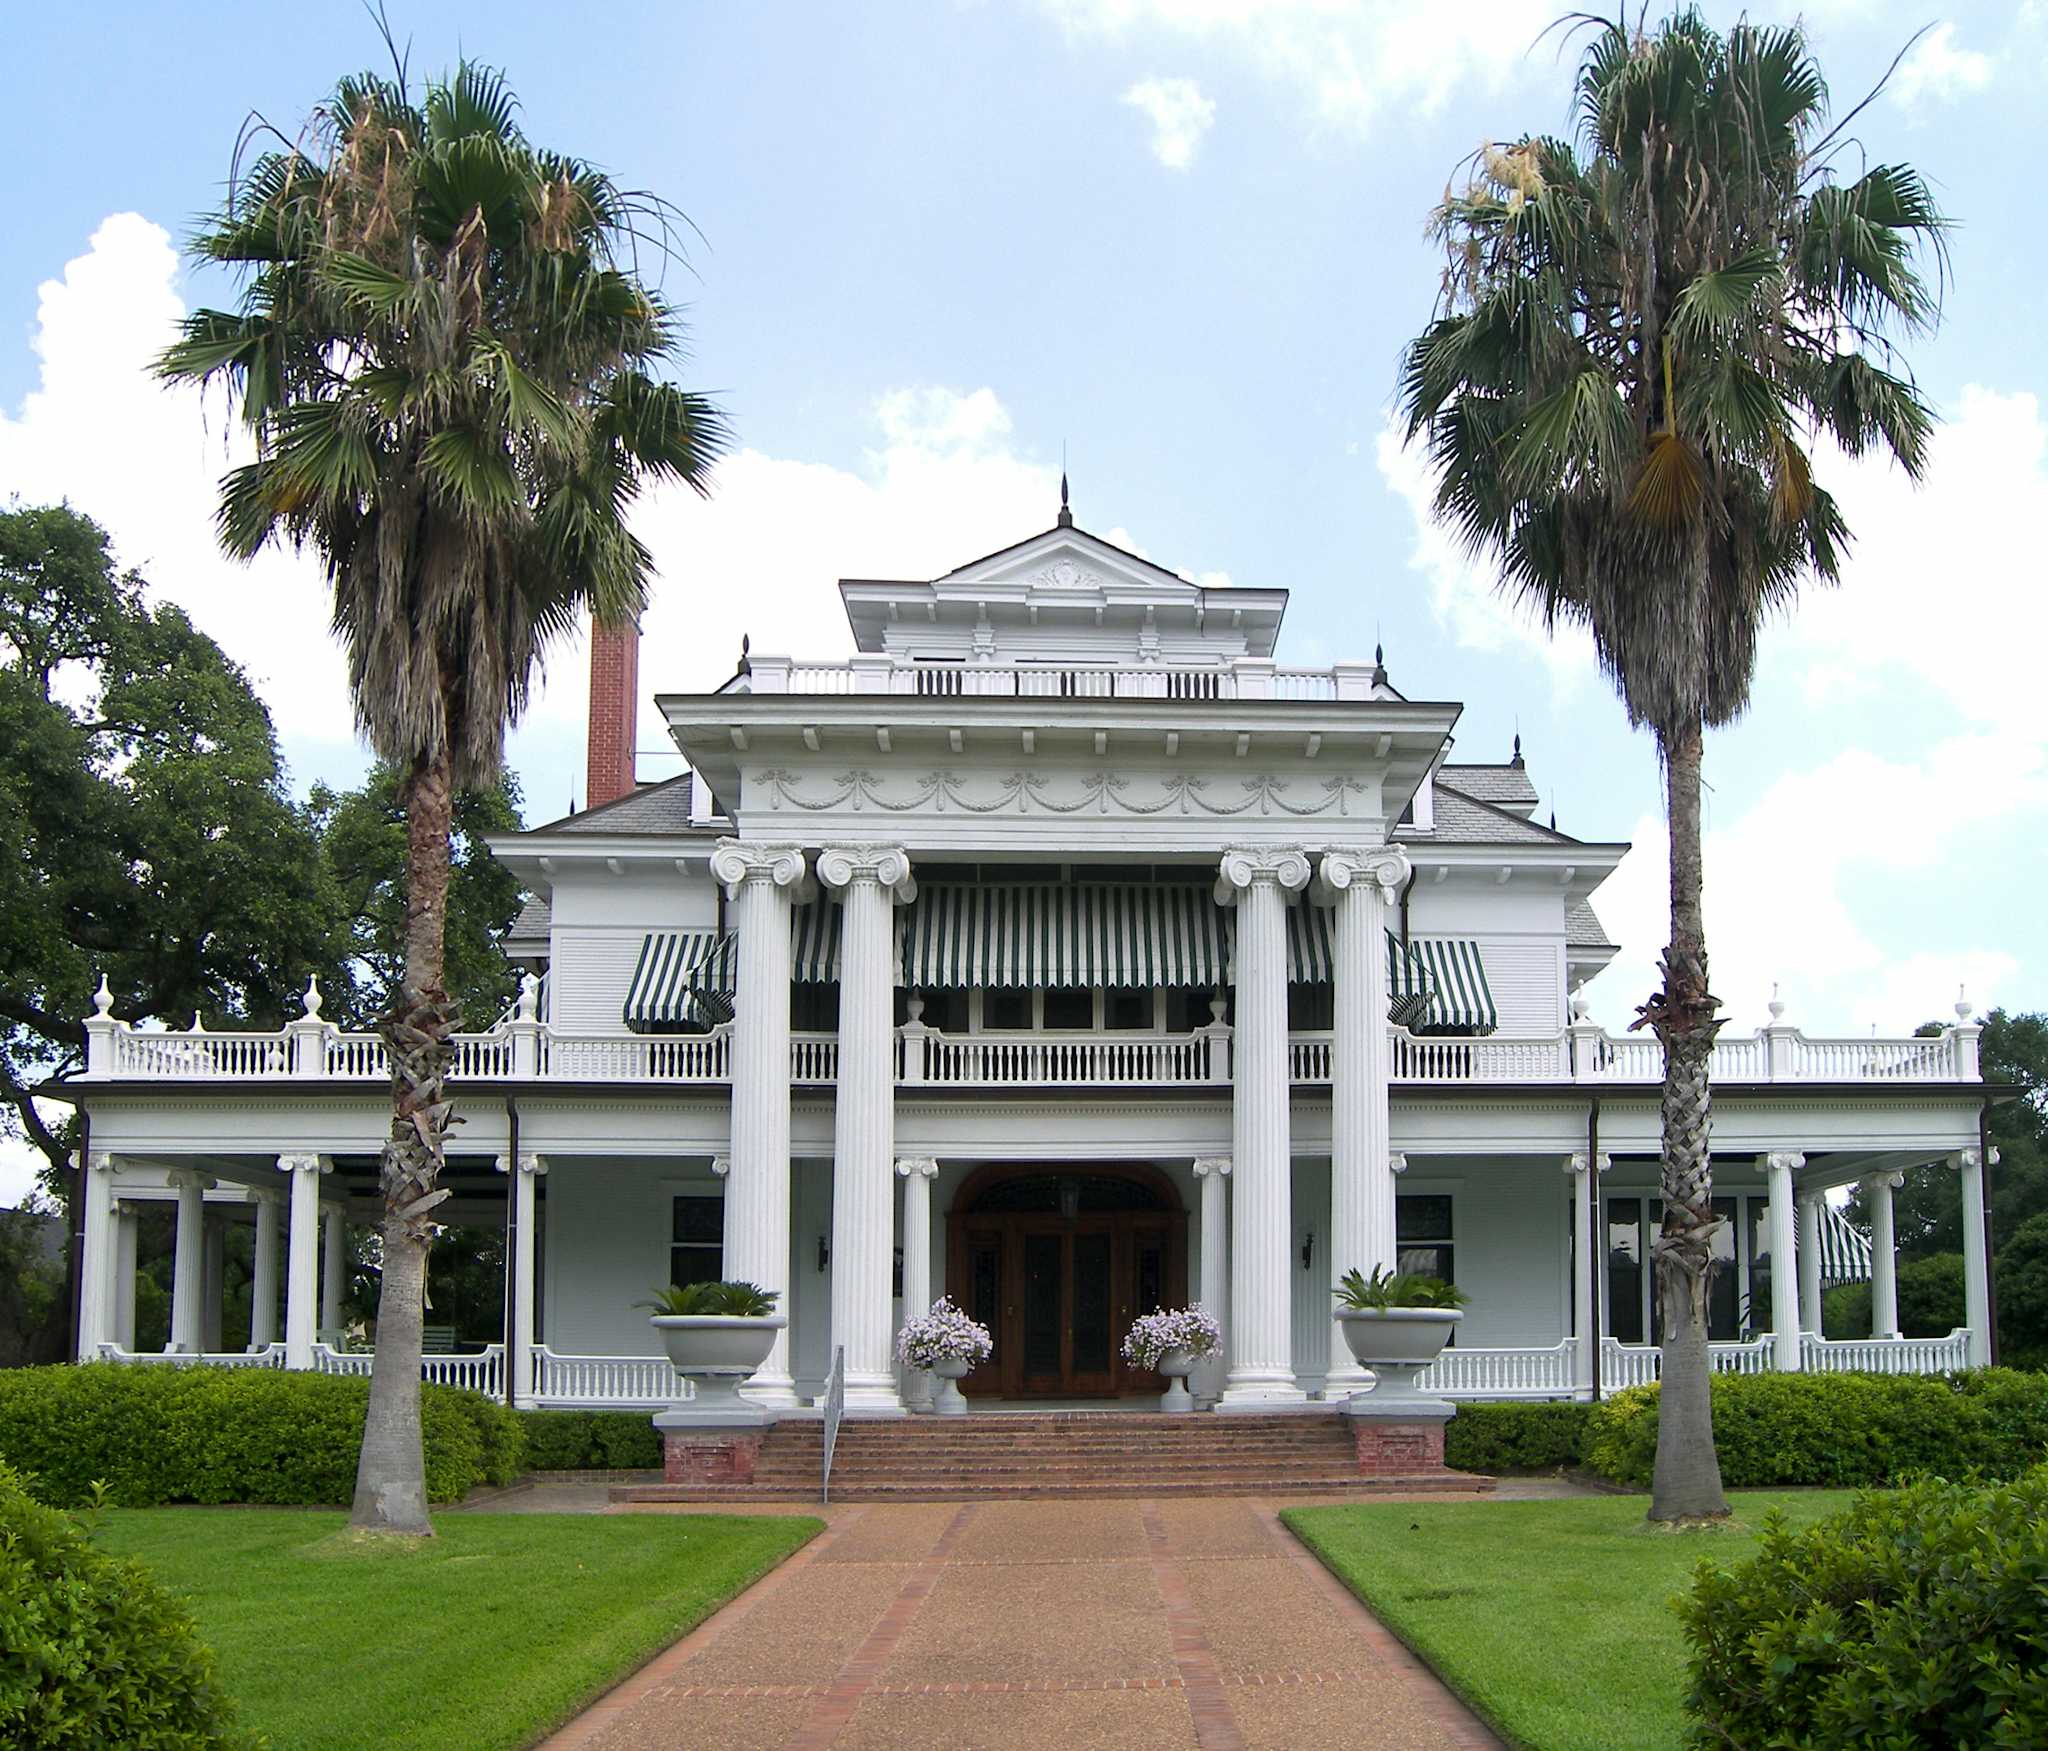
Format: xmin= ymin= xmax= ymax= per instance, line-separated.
xmin=1300 ymin=1230 xmax=1315 ymax=1271
xmin=1058 ymin=1177 xmax=1082 ymax=1220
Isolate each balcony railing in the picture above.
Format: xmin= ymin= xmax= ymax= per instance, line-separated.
xmin=731 ymin=653 xmax=1388 ymax=704
xmin=86 ymin=1012 xmax=1982 ymax=1090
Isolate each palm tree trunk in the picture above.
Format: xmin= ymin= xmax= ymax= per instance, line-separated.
xmin=350 ymin=746 xmax=456 ymax=1535
xmin=1648 ymin=717 xmax=1731 ymax=1523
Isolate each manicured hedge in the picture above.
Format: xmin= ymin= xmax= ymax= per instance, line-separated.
xmin=1680 ymin=1467 xmax=2048 ymax=1746
xmin=514 ymin=1408 xmax=662 ymax=1470
xmin=1584 ymin=1367 xmax=2048 ymax=1488
xmin=1443 ymin=1401 xmax=1592 ymax=1473
xmin=0 ymin=1364 xmax=524 ymax=1508
xmin=0 ymin=1461 xmax=251 ymax=1746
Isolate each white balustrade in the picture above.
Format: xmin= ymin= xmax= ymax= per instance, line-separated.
xmin=1802 ymin=1329 xmax=1972 ymax=1375
xmin=1268 ymin=667 xmax=1339 ymax=700
xmin=324 ymin=1033 xmax=390 ymax=1078
xmin=1710 ymin=1036 xmax=1768 ymax=1079
xmin=918 ymin=1030 xmax=1218 ymax=1086
xmin=538 ymin=1031 xmax=732 ymax=1082
xmin=531 ymin=1347 xmax=694 ymax=1408
xmin=451 ymin=1035 xmax=513 ymax=1079
xmin=112 ymin=1031 xmax=293 ymax=1078
xmin=1585 ymin=1035 xmax=1666 ymax=1081
xmin=97 ymin=1342 xmax=287 ymax=1369
xmin=789 ymin=1032 xmax=840 ymax=1082
xmin=1785 ymin=1036 xmax=1958 ymax=1080
xmin=1390 ymin=1032 xmax=1574 ymax=1082
xmin=1415 ymin=1341 xmax=1575 ymax=1399
xmin=1288 ymin=1034 xmax=1333 ymax=1082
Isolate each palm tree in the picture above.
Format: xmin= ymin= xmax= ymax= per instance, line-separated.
xmin=1397 ymin=12 xmax=1944 ymax=1520
xmin=159 ymin=63 xmax=727 ymax=1533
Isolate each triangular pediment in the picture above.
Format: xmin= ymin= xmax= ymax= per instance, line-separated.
xmin=937 ymin=525 xmax=1200 ymax=598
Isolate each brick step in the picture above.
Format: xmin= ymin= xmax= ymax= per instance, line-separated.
xmin=614 ymin=1473 xmax=1486 ymax=1504
xmin=749 ymin=1448 xmax=1356 ymax=1473
xmin=775 ymin=1426 xmax=1355 ymax=1445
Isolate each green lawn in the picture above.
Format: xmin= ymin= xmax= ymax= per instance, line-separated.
xmin=95 ymin=1508 xmax=821 ymax=1751
xmin=1284 ymin=1492 xmax=1859 ymax=1751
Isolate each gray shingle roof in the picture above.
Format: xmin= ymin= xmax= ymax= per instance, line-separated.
xmin=1403 ymin=783 xmax=1577 ymax=846
xmin=527 ymin=774 xmax=722 ymax=837
xmin=505 ymin=895 xmax=552 ymax=948
xmin=1567 ymin=899 xmax=1616 ymax=952
xmin=1439 ymin=763 xmax=1539 ymax=814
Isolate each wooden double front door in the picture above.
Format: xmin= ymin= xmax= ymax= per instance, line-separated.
xmin=950 ymin=1202 xmax=1186 ymax=1399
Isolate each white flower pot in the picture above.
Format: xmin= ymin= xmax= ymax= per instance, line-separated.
xmin=650 ymin=1314 xmax=787 ymax=1418
xmin=929 ymin=1354 xmax=972 ymax=1417
xmin=1155 ymin=1345 xmax=1197 ymax=1414
xmin=1334 ymin=1307 xmax=1462 ymax=1401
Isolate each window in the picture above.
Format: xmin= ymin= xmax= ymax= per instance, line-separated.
xmin=1609 ymin=1194 xmax=1746 ymax=1344
xmin=1397 ymin=1194 xmax=1454 ymax=1283
xmin=791 ymin=983 xmax=839 ymax=1032
xmin=1287 ymin=983 xmax=1334 ymax=1030
xmin=982 ymin=988 xmax=1031 ymax=1030
xmin=1042 ymin=986 xmax=1093 ymax=1030
xmin=1104 ymin=988 xmax=1153 ymax=1031
xmin=671 ymin=1196 xmax=722 ymax=1290
xmin=1707 ymin=1196 xmax=1740 ymax=1340
xmin=1606 ymin=1197 xmax=1644 ymax=1345
xmin=902 ymin=988 xmax=967 ymax=1032
xmin=1164 ymin=988 xmax=1217 ymax=1032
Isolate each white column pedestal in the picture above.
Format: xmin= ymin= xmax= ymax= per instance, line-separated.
xmin=1215 ymin=846 xmax=1310 ymax=1410
xmin=1193 ymin=1157 xmax=1231 ymax=1406
xmin=821 ymin=845 xmax=914 ymax=1416
xmin=1765 ymin=1153 xmax=1804 ymax=1372
xmin=166 ymin=1169 xmax=212 ymax=1355
xmin=710 ymin=841 xmax=808 ymax=1407
xmin=1957 ymin=1148 xmax=1993 ymax=1366
xmin=1865 ymin=1172 xmax=1902 ymax=1339
xmin=250 ymin=1191 xmax=281 ymax=1350
xmin=279 ymin=1155 xmax=328 ymax=1368
xmin=897 ymin=1158 xmax=937 ymax=1410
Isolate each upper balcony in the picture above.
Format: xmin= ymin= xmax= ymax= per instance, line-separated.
xmin=724 ymin=654 xmax=1388 ymax=705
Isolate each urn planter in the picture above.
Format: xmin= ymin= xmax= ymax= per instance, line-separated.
xmin=929 ymin=1354 xmax=972 ymax=1417
xmin=650 ymin=1314 xmax=787 ymax=1425
xmin=1334 ymin=1307 xmax=1462 ymax=1402
xmin=1155 ymin=1346 xmax=1197 ymax=1414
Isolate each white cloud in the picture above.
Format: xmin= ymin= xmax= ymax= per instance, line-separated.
xmin=1121 ymin=76 xmax=1216 ymax=168
xmin=1891 ymin=22 xmax=1993 ymax=109
xmin=1047 ymin=0 xmax=1554 ymax=134
xmin=1374 ymin=419 xmax=1597 ymax=694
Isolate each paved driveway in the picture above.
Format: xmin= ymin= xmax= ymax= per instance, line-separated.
xmin=544 ymin=1496 xmax=1502 ymax=1750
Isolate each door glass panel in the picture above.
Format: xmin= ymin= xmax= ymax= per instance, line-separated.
xmin=968 ymin=1239 xmax=1001 ymax=1368
xmin=1022 ymin=1234 xmax=1061 ymax=1374
xmin=1072 ymin=1231 xmax=1112 ymax=1374
xmin=1135 ymin=1234 xmax=1165 ymax=1316
xmin=1607 ymin=1198 xmax=1644 ymax=1344
xmin=1748 ymin=1202 xmax=1773 ymax=1339
xmin=1707 ymin=1197 xmax=1739 ymax=1340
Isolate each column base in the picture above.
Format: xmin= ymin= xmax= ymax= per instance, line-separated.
xmin=1323 ymin=1364 xmax=1373 ymax=1397
xmin=1214 ymin=1370 xmax=1310 ymax=1414
xmin=840 ymin=1380 xmax=908 ymax=1418
xmin=743 ymin=1367 xmax=803 ymax=1410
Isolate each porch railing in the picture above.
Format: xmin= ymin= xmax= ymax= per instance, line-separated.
xmin=1416 ymin=1341 xmax=1575 ymax=1399
xmin=906 ymin=1028 xmax=1224 ymax=1087
xmin=733 ymin=654 xmax=1367 ymax=703
xmin=531 ymin=1346 xmax=692 ymax=1409
xmin=822 ymin=1345 xmax=846 ymax=1505
xmin=1801 ymin=1329 xmax=1972 ymax=1375
xmin=95 ymin=1341 xmax=287 ymax=1368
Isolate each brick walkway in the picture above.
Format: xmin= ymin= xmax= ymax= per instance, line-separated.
xmin=543 ymin=1497 xmax=1503 ymax=1750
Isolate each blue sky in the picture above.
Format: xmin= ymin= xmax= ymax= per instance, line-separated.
xmin=3 ymin=1 xmax=2042 ymax=1181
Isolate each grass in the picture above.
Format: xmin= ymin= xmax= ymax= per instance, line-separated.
xmin=95 ymin=1508 xmax=821 ymax=1751
xmin=1283 ymin=1491 xmax=1859 ymax=1751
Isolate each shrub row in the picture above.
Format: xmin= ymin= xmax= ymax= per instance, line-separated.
xmin=1681 ymin=1466 xmax=2048 ymax=1746
xmin=0 ymin=1460 xmax=251 ymax=1746
xmin=1582 ymin=1367 xmax=2048 ymax=1488
xmin=0 ymin=1364 xmax=524 ymax=1508
xmin=514 ymin=1408 xmax=662 ymax=1471
xmin=1443 ymin=1400 xmax=1592 ymax=1473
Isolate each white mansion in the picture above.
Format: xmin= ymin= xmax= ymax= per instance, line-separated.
xmin=67 ymin=510 xmax=1994 ymax=1414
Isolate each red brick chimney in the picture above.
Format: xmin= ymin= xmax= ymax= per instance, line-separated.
xmin=585 ymin=617 xmax=640 ymax=810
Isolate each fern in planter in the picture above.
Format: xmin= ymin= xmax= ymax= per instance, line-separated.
xmin=639 ymin=1281 xmax=780 ymax=1317
xmin=1334 ymin=1265 xmax=1469 ymax=1311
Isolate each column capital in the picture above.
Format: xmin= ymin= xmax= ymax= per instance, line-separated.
xmin=1561 ymin=1152 xmax=1612 ymax=1176
xmin=1192 ymin=1155 xmax=1233 ymax=1179
xmin=1315 ymin=846 xmax=1411 ymax=907
xmin=1766 ymin=1150 xmax=1806 ymax=1174
xmin=710 ymin=1154 xmax=731 ymax=1178
xmin=493 ymin=1153 xmax=548 ymax=1177
xmin=710 ymin=840 xmax=807 ymax=897
xmin=168 ymin=1168 xmax=218 ymax=1192
xmin=1388 ymin=1152 xmax=1409 ymax=1176
xmin=817 ymin=844 xmax=914 ymax=901
xmin=1954 ymin=1147 xmax=1987 ymax=1172
xmin=895 ymin=1156 xmax=939 ymax=1180
xmin=1215 ymin=845 xmax=1310 ymax=901
xmin=276 ymin=1153 xmax=329 ymax=1177
xmin=86 ymin=1151 xmax=117 ymax=1174
xmin=1861 ymin=1169 xmax=1906 ymax=1192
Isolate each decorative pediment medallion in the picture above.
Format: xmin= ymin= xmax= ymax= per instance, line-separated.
xmin=1030 ymin=553 xmax=1111 ymax=592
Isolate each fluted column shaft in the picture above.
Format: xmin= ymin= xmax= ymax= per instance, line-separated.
xmin=76 ymin=1153 xmax=117 ymax=1359
xmin=114 ymin=1204 xmax=138 ymax=1350
xmin=1193 ymin=1157 xmax=1231 ymax=1404
xmin=279 ymin=1154 xmax=327 ymax=1369
xmin=1319 ymin=848 xmax=1408 ymax=1393
xmin=1567 ymin=1154 xmax=1607 ymax=1395
xmin=167 ymin=1169 xmax=209 ymax=1354
xmin=1764 ymin=1153 xmax=1803 ymax=1372
xmin=1865 ymin=1173 xmax=1901 ymax=1339
xmin=822 ymin=846 xmax=914 ymax=1414
xmin=321 ymin=1204 xmax=346 ymax=1334
xmin=1217 ymin=847 xmax=1309 ymax=1408
xmin=498 ymin=1153 xmax=547 ymax=1405
xmin=250 ymin=1191 xmax=280 ymax=1349
xmin=711 ymin=841 xmax=808 ymax=1404
xmin=1796 ymin=1192 xmax=1823 ymax=1336
xmin=1957 ymin=1149 xmax=1992 ymax=1366
xmin=898 ymin=1158 xmax=938 ymax=1410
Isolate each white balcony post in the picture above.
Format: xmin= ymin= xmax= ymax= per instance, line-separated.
xmin=710 ymin=840 xmax=808 ymax=1407
xmin=1865 ymin=1171 xmax=1902 ymax=1339
xmin=1330 ymin=661 xmax=1377 ymax=701
xmin=1565 ymin=1152 xmax=1609 ymax=1397
xmin=288 ymin=976 xmax=328 ymax=1077
xmin=1796 ymin=1191 xmax=1823 ymax=1336
xmin=1762 ymin=987 xmax=1798 ymax=1080
xmin=321 ymin=1203 xmax=347 ymax=1335
xmin=114 ymin=1202 xmax=138 ymax=1350
xmin=748 ymin=654 xmax=793 ymax=693
xmin=1215 ymin=845 xmax=1310 ymax=1409
xmin=819 ymin=845 xmax=915 ymax=1415
xmin=166 ymin=1169 xmax=212 ymax=1354
xmin=1567 ymin=990 xmax=1603 ymax=1079
xmin=1193 ymin=1157 xmax=1231 ymax=1404
xmin=1230 ymin=658 xmax=1275 ymax=700
xmin=497 ymin=1152 xmax=546 ymax=1407
xmin=76 ymin=1152 xmax=118 ymax=1359
xmin=508 ymin=973 xmax=543 ymax=1078
xmin=1949 ymin=992 xmax=1982 ymax=1079
xmin=1765 ymin=1152 xmax=1804 ymax=1371
xmin=83 ymin=976 xmax=120 ymax=1077
xmin=278 ymin=1154 xmax=328 ymax=1368
xmin=1955 ymin=1148 xmax=1993 ymax=1366
xmin=1317 ymin=846 xmax=1409 ymax=1396
xmin=898 ymin=997 xmax=929 ymax=1087
xmin=250 ymin=1189 xmax=281 ymax=1349
xmin=897 ymin=1157 xmax=938 ymax=1411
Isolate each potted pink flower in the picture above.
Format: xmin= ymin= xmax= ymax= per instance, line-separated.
xmin=1121 ymin=1306 xmax=1222 ymax=1413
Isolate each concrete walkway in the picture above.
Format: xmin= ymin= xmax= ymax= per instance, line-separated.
xmin=543 ymin=1497 xmax=1503 ymax=1750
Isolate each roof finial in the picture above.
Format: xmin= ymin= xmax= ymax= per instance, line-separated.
xmin=1057 ymin=466 xmax=1073 ymax=528
xmin=1512 ymin=731 xmax=1523 ymax=767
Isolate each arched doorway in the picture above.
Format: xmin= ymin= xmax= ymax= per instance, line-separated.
xmin=947 ymin=1165 xmax=1188 ymax=1399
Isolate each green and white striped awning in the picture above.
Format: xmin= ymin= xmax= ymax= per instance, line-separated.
xmin=625 ymin=904 xmax=841 ymax=1032
xmin=901 ymin=884 xmax=1229 ymax=989
xmin=1407 ymin=938 xmax=1499 ymax=1036
xmin=1279 ymin=908 xmax=1436 ymax=1029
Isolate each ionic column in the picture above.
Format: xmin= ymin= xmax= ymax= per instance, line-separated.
xmin=897 ymin=1157 xmax=938 ymax=1411
xmin=1956 ymin=1148 xmax=1993 ymax=1366
xmin=709 ymin=840 xmax=808 ymax=1406
xmin=250 ymin=1190 xmax=281 ymax=1350
xmin=201 ymin=1212 xmax=226 ymax=1353
xmin=1865 ymin=1171 xmax=1903 ymax=1339
xmin=1316 ymin=846 xmax=1410 ymax=1395
xmin=496 ymin=1153 xmax=547 ymax=1407
xmin=76 ymin=1152 xmax=118 ymax=1359
xmin=1565 ymin=1152 xmax=1609 ymax=1397
xmin=1215 ymin=845 xmax=1310 ymax=1409
xmin=1764 ymin=1153 xmax=1804 ymax=1372
xmin=1193 ymin=1156 xmax=1231 ymax=1404
xmin=1796 ymin=1191 xmax=1823 ymax=1337
xmin=819 ymin=845 xmax=915 ymax=1415
xmin=321 ymin=1203 xmax=346 ymax=1335
xmin=114 ymin=1201 xmax=139 ymax=1351
xmin=277 ymin=1154 xmax=328 ymax=1369
xmin=166 ymin=1169 xmax=213 ymax=1355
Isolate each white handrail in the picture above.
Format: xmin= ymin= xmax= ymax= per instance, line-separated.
xmin=531 ymin=1346 xmax=693 ymax=1408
